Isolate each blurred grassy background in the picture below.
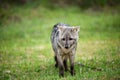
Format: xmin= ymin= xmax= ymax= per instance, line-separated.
xmin=0 ymin=0 xmax=120 ymax=80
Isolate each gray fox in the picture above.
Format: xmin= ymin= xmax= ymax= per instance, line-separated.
xmin=51 ymin=23 xmax=80 ymax=77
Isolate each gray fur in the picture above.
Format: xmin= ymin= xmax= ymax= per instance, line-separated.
xmin=51 ymin=23 xmax=80 ymax=77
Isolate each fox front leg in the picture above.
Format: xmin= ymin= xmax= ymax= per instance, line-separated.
xmin=69 ymin=54 xmax=75 ymax=76
xmin=57 ymin=54 xmax=64 ymax=77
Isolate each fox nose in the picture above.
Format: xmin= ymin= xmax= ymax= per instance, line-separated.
xmin=65 ymin=45 xmax=68 ymax=49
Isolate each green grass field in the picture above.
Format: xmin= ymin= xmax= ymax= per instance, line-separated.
xmin=0 ymin=4 xmax=120 ymax=80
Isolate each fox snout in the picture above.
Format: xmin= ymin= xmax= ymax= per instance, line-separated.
xmin=65 ymin=44 xmax=69 ymax=49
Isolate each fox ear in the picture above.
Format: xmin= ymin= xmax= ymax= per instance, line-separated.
xmin=71 ymin=26 xmax=80 ymax=33
xmin=58 ymin=26 xmax=64 ymax=31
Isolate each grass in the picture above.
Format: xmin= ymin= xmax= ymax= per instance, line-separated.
xmin=0 ymin=4 xmax=120 ymax=80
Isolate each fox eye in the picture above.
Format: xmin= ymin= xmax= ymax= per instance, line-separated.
xmin=69 ymin=38 xmax=73 ymax=40
xmin=62 ymin=38 xmax=65 ymax=41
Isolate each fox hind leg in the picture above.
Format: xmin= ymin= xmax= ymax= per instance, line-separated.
xmin=63 ymin=59 xmax=68 ymax=72
xmin=54 ymin=56 xmax=58 ymax=68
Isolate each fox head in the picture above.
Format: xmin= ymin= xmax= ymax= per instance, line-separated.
xmin=58 ymin=26 xmax=80 ymax=49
